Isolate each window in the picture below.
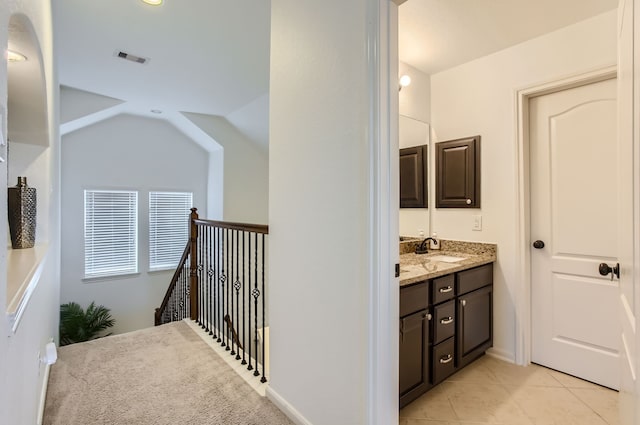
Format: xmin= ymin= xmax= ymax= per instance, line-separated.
xmin=149 ymin=191 xmax=193 ymax=271
xmin=84 ymin=190 xmax=138 ymax=278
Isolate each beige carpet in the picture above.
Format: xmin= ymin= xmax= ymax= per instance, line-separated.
xmin=44 ymin=321 xmax=293 ymax=425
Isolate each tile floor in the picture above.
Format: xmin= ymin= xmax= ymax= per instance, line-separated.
xmin=400 ymin=355 xmax=620 ymax=425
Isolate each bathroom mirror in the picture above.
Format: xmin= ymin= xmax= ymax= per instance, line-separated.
xmin=399 ymin=115 xmax=430 ymax=239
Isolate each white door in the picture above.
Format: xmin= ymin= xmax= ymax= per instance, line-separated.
xmin=530 ymin=77 xmax=620 ymax=390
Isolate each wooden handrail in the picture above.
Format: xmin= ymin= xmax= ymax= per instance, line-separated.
xmin=154 ymin=242 xmax=190 ymax=325
xmin=192 ymin=218 xmax=268 ymax=234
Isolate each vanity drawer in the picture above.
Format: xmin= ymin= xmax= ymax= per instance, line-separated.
xmin=432 ymin=274 xmax=455 ymax=304
xmin=400 ymin=281 xmax=429 ymax=317
xmin=432 ymin=300 xmax=455 ymax=345
xmin=432 ymin=337 xmax=456 ymax=384
xmin=457 ymin=263 xmax=493 ymax=295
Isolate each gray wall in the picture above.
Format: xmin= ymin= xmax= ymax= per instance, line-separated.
xmin=61 ymin=113 xmax=209 ymax=334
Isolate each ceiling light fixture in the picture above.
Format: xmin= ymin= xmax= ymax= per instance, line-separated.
xmin=7 ymin=50 xmax=27 ymax=62
xmin=399 ymin=75 xmax=411 ymax=91
xmin=150 ymin=109 xmax=162 ymax=114
xmin=142 ymin=0 xmax=163 ymax=5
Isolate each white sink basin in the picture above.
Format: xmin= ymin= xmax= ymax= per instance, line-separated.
xmin=428 ymin=255 xmax=467 ymax=263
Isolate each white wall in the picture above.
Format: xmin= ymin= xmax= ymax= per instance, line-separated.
xmin=0 ymin=1 xmax=60 ymax=424
xmin=268 ymin=0 xmax=387 ymax=423
xmin=430 ymin=10 xmax=617 ymax=361
xmin=182 ymin=112 xmax=269 ymax=224
xmin=60 ymin=114 xmax=208 ymax=334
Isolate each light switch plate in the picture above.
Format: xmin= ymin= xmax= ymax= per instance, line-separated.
xmin=472 ymin=215 xmax=482 ymax=231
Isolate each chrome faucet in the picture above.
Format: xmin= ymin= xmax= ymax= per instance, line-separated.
xmin=415 ymin=237 xmax=437 ymax=254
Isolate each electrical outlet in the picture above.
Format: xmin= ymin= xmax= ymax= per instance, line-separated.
xmin=472 ymin=215 xmax=482 ymax=231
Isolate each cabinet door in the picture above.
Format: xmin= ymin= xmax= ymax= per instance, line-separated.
xmin=457 ymin=285 xmax=493 ymax=368
xmin=399 ymin=309 xmax=431 ymax=408
xmin=400 ymin=145 xmax=428 ymax=208
xmin=435 ymin=136 xmax=480 ymax=208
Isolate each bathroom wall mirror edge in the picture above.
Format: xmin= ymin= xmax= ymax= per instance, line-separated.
xmin=399 ymin=115 xmax=430 ymax=239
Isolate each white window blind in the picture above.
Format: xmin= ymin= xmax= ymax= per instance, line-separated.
xmin=84 ymin=190 xmax=138 ymax=278
xmin=149 ymin=191 xmax=193 ymax=271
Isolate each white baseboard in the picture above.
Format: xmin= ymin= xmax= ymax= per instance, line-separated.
xmin=486 ymin=347 xmax=516 ymax=364
xmin=36 ymin=362 xmax=51 ymax=425
xmin=266 ymin=386 xmax=313 ymax=425
xmin=183 ymin=319 xmax=268 ymax=396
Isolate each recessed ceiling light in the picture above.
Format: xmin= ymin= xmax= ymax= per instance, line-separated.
xmin=142 ymin=0 xmax=163 ymax=5
xmin=150 ymin=109 xmax=163 ymax=114
xmin=7 ymin=50 xmax=27 ymax=62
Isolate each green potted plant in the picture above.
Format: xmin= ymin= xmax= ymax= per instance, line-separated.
xmin=59 ymin=301 xmax=115 ymax=346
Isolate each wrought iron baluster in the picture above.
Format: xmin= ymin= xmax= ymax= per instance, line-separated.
xmin=247 ymin=233 xmax=253 ymax=372
xmin=253 ymin=232 xmax=260 ymax=377
xmin=220 ymin=227 xmax=226 ymax=347
xmin=234 ymin=229 xmax=241 ymax=360
xmin=213 ymin=227 xmax=220 ymax=342
xmin=224 ymin=228 xmax=232 ymax=351
xmin=229 ymin=229 xmax=236 ymax=356
xmin=207 ymin=226 xmax=213 ymax=335
xmin=241 ymin=231 xmax=247 ymax=365
xmin=261 ymin=233 xmax=267 ymax=383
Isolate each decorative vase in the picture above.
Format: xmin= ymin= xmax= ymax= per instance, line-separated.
xmin=7 ymin=176 xmax=37 ymax=249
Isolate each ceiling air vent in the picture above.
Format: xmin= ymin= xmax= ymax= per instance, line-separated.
xmin=115 ymin=51 xmax=149 ymax=65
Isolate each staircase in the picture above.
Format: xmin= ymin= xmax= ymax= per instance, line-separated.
xmin=155 ymin=208 xmax=269 ymax=383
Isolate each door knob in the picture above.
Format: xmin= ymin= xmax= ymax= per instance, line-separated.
xmin=599 ymin=262 xmax=620 ymax=280
xmin=533 ymin=240 xmax=545 ymax=249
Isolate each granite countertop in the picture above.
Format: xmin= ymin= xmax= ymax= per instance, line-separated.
xmin=399 ymin=239 xmax=497 ymax=287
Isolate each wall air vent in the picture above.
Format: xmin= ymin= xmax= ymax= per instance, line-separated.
xmin=115 ymin=51 xmax=150 ymax=65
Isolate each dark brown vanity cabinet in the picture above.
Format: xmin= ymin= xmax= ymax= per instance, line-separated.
xmin=399 ymin=263 xmax=493 ymax=408
xmin=399 ymin=281 xmax=431 ymax=407
xmin=400 ymin=145 xmax=428 ymax=208
xmin=435 ymin=136 xmax=480 ymax=208
xmin=457 ymin=264 xmax=493 ymax=368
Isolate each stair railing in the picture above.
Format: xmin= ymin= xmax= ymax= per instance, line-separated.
xmin=155 ymin=208 xmax=269 ymax=383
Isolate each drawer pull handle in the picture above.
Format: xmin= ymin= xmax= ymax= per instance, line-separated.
xmin=439 ymin=354 xmax=453 ymax=364
xmin=439 ymin=286 xmax=453 ymax=293
xmin=440 ymin=317 xmax=453 ymax=325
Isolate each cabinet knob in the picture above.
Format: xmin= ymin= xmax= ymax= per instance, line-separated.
xmin=461 ymin=299 xmax=467 ymax=307
xmin=466 ymin=199 xmax=472 ymax=205
xmin=424 ymin=313 xmax=432 ymax=320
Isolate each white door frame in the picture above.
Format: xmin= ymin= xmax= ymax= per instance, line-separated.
xmin=514 ymin=65 xmax=617 ymax=365
xmin=367 ymin=1 xmax=400 ymax=424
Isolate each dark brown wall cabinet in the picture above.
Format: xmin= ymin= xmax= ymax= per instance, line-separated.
xmin=400 ymin=145 xmax=428 ymax=208
xmin=399 ymin=263 xmax=493 ymax=408
xmin=436 ymin=136 xmax=480 ymax=208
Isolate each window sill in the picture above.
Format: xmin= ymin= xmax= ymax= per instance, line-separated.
xmin=6 ymin=243 xmax=49 ymax=335
xmin=82 ymin=272 xmax=141 ymax=283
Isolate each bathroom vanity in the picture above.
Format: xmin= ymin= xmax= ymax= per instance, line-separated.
xmin=398 ymin=240 xmax=496 ymax=408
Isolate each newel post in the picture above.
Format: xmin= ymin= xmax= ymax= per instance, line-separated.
xmin=189 ymin=208 xmax=199 ymax=320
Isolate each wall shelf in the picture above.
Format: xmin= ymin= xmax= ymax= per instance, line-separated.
xmin=6 ymin=243 xmax=49 ymax=334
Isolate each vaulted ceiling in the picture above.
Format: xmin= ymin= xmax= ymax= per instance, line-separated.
xmin=41 ymin=1 xmax=620 ymax=151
